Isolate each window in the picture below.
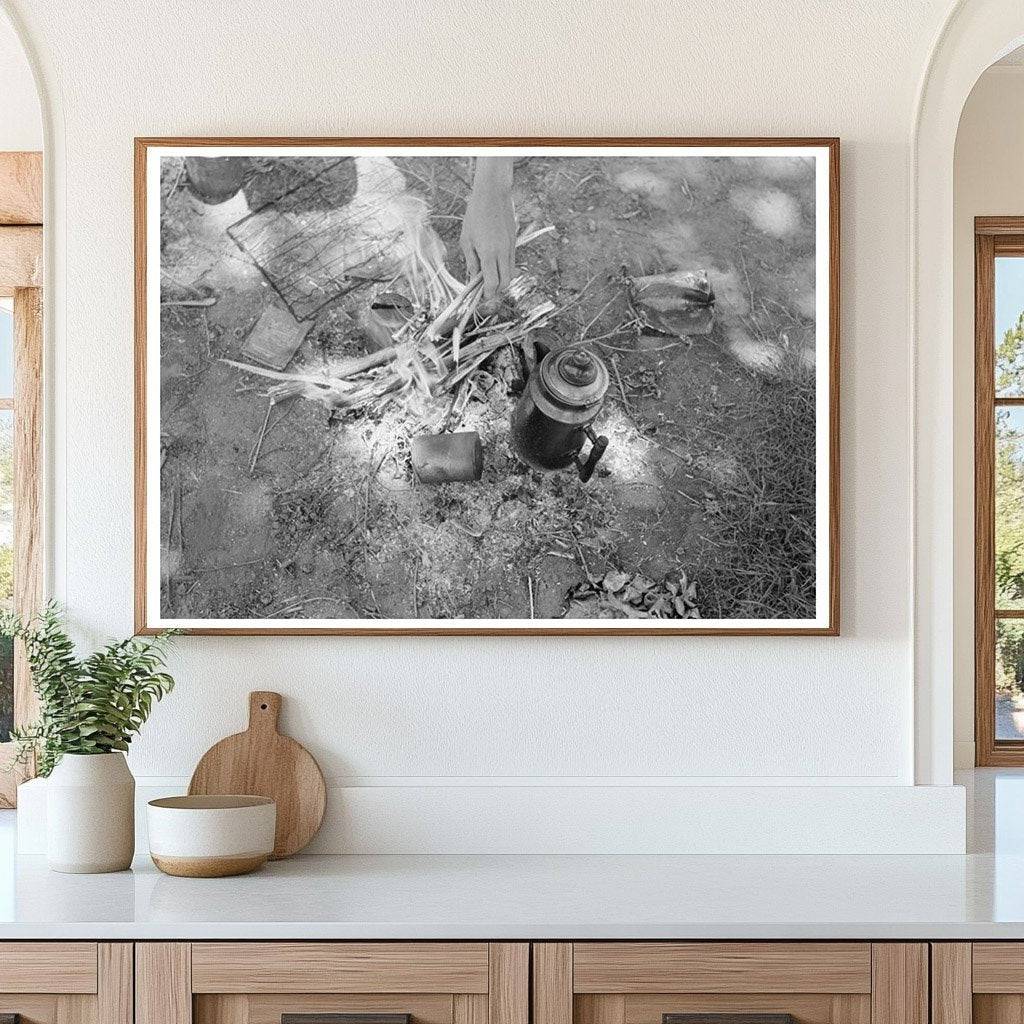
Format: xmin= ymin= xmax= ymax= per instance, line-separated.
xmin=0 ymin=150 xmax=43 ymax=805
xmin=0 ymin=286 xmax=42 ymax=805
xmin=975 ymin=220 xmax=1024 ymax=764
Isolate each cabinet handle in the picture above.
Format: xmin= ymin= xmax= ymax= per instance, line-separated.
xmin=664 ymin=1016 xmax=796 ymax=1024
xmin=283 ymin=1016 xmax=411 ymax=1024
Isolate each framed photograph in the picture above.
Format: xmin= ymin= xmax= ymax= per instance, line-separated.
xmin=135 ymin=137 xmax=839 ymax=635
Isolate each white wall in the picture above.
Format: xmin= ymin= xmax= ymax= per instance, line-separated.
xmin=953 ymin=65 xmax=1024 ymax=768
xmin=1 ymin=0 xmax=972 ymax=851
xmin=0 ymin=8 xmax=40 ymax=151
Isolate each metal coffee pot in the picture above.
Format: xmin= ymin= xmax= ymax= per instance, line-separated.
xmin=511 ymin=344 xmax=610 ymax=482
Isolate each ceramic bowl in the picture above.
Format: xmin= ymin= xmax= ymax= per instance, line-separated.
xmin=147 ymin=795 xmax=276 ymax=877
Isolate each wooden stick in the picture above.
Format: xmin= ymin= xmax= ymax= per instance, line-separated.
xmin=610 ymin=354 xmax=634 ymax=418
xmin=425 ymin=272 xmax=484 ymax=340
xmin=452 ymin=282 xmax=483 ymax=367
xmin=222 ymin=344 xmax=397 ymax=385
xmin=516 ymin=224 xmax=556 ymax=247
xmin=249 ymin=400 xmax=274 ymax=474
xmin=161 ymin=296 xmax=217 ymax=307
xmin=429 ymin=224 xmax=555 ymax=340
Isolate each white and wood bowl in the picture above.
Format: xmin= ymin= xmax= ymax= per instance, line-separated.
xmin=147 ymin=795 xmax=276 ymax=877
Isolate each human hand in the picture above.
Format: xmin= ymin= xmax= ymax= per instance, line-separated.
xmin=460 ymin=157 xmax=516 ymax=309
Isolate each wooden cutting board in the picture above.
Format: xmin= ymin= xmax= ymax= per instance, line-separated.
xmin=188 ymin=691 xmax=326 ymax=859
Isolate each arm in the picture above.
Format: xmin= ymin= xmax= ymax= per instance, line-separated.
xmin=460 ymin=156 xmax=515 ymax=305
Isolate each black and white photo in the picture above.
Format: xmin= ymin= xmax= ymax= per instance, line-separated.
xmin=136 ymin=140 xmax=838 ymax=634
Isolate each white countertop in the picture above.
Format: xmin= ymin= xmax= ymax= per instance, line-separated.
xmin=0 ymin=848 xmax=1023 ymax=940
xmin=1 ymin=769 xmax=1022 ymax=941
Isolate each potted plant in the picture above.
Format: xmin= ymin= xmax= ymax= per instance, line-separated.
xmin=2 ymin=604 xmax=176 ymax=873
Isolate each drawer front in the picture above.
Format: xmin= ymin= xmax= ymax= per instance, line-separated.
xmin=0 ymin=943 xmax=130 ymax=1024
xmin=534 ymin=944 xmax=925 ymax=1024
xmin=191 ymin=943 xmax=490 ymax=994
xmin=140 ymin=942 xmax=527 ymax=1024
xmin=0 ymin=942 xmax=98 ymax=994
xmin=934 ymin=942 xmax=1024 ymax=1024
xmin=572 ymin=944 xmax=872 ymax=994
xmin=196 ymin=993 xmax=463 ymax=1024
xmin=973 ymin=943 xmax=1024 ymax=992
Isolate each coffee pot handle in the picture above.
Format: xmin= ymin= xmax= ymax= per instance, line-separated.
xmin=577 ymin=426 xmax=609 ymax=483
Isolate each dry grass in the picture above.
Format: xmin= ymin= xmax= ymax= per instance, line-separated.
xmin=696 ymin=354 xmax=817 ymax=620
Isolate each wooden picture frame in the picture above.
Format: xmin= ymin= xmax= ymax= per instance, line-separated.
xmin=135 ymin=137 xmax=840 ymax=636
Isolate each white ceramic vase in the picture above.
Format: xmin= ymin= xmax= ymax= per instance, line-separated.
xmin=46 ymin=752 xmax=135 ymax=873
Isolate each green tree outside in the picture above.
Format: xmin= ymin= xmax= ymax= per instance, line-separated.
xmin=995 ymin=312 xmax=1024 ymax=694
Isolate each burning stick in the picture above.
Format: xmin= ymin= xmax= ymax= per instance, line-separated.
xmin=221 ymin=344 xmax=398 ymax=385
xmin=221 ymin=222 xmax=560 ymax=418
xmin=451 ymin=280 xmax=483 ymax=368
xmin=425 ymin=224 xmax=555 ymax=343
xmin=424 ymin=272 xmax=483 ymax=343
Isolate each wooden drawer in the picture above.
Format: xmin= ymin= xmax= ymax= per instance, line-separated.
xmin=0 ymin=943 xmax=98 ymax=993
xmin=191 ymin=943 xmax=491 ymax=993
xmin=0 ymin=942 xmax=130 ymax=1024
xmin=535 ymin=943 xmax=927 ymax=1024
xmin=933 ymin=943 xmax=1024 ymax=1024
xmin=972 ymin=943 xmax=1024 ymax=993
xmin=572 ymin=943 xmax=871 ymax=993
xmin=137 ymin=943 xmax=528 ymax=1024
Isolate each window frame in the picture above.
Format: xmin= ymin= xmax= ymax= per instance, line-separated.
xmin=0 ymin=151 xmax=43 ymax=806
xmin=975 ymin=217 xmax=1024 ymax=765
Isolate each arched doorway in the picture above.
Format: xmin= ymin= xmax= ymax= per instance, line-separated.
xmin=914 ymin=0 xmax=1024 ymax=785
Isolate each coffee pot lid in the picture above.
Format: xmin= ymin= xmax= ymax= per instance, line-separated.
xmin=539 ymin=347 xmax=610 ymax=408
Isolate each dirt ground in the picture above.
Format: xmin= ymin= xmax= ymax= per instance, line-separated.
xmin=158 ymin=153 xmax=818 ymax=622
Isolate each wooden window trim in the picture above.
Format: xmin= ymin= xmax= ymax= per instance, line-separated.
xmin=975 ymin=217 xmax=1024 ymax=765
xmin=0 ymin=151 xmax=43 ymax=807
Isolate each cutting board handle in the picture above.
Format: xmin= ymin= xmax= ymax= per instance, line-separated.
xmin=248 ymin=691 xmax=282 ymax=734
